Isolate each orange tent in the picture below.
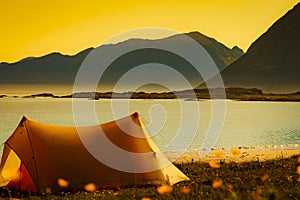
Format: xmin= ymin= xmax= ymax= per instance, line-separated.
xmin=0 ymin=113 xmax=189 ymax=193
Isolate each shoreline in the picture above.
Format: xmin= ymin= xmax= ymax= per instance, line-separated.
xmin=0 ymin=146 xmax=299 ymax=164
xmin=1 ymin=95 xmax=300 ymax=102
xmin=1 ymin=87 xmax=300 ymax=101
xmin=163 ymin=145 xmax=300 ymax=163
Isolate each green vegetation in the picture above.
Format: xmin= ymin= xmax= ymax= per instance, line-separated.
xmin=1 ymin=156 xmax=299 ymax=199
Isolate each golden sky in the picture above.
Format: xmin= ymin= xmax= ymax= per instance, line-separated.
xmin=1 ymin=0 xmax=299 ymax=63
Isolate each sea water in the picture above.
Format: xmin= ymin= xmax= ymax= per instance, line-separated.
xmin=0 ymin=98 xmax=300 ymax=153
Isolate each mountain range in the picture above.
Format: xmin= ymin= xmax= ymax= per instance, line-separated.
xmin=0 ymin=32 xmax=243 ymax=92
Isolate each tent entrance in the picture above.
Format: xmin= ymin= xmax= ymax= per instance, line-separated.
xmin=0 ymin=148 xmax=36 ymax=192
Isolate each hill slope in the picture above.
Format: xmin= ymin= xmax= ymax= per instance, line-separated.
xmin=213 ymin=3 xmax=300 ymax=93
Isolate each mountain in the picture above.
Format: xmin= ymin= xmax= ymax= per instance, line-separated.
xmin=0 ymin=48 xmax=93 ymax=84
xmin=186 ymin=32 xmax=243 ymax=69
xmin=0 ymin=32 xmax=243 ymax=92
xmin=204 ymin=3 xmax=300 ymax=93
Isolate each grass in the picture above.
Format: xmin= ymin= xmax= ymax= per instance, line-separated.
xmin=1 ymin=155 xmax=300 ymax=199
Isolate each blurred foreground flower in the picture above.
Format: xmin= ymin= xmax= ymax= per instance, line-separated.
xmin=157 ymin=185 xmax=172 ymax=194
xmin=297 ymin=166 xmax=300 ymax=175
xmin=141 ymin=198 xmax=151 ymax=200
xmin=231 ymin=148 xmax=241 ymax=155
xmin=255 ymin=187 xmax=263 ymax=196
xmin=261 ymin=174 xmax=270 ymax=182
xmin=208 ymin=161 xmax=220 ymax=169
xmin=214 ymin=151 xmax=224 ymax=158
xmin=45 ymin=187 xmax=52 ymax=194
xmin=212 ymin=179 xmax=223 ymax=188
xmin=297 ymin=156 xmax=300 ymax=164
xmin=181 ymin=186 xmax=191 ymax=194
xmin=84 ymin=183 xmax=97 ymax=192
xmin=226 ymin=183 xmax=233 ymax=191
xmin=57 ymin=178 xmax=69 ymax=188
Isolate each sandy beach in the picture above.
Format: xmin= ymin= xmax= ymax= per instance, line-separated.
xmin=165 ymin=145 xmax=300 ymax=163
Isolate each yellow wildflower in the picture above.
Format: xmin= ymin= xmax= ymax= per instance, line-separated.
xmin=214 ymin=151 xmax=224 ymax=158
xmin=84 ymin=183 xmax=97 ymax=192
xmin=157 ymin=185 xmax=172 ymax=195
xmin=208 ymin=161 xmax=221 ymax=169
xmin=212 ymin=179 xmax=223 ymax=188
xmin=261 ymin=174 xmax=270 ymax=182
xmin=297 ymin=166 xmax=300 ymax=175
xmin=57 ymin=178 xmax=69 ymax=188
xmin=226 ymin=183 xmax=233 ymax=191
xmin=181 ymin=186 xmax=191 ymax=194
xmin=231 ymin=148 xmax=241 ymax=155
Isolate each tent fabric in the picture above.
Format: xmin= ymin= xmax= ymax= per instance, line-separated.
xmin=0 ymin=113 xmax=189 ymax=193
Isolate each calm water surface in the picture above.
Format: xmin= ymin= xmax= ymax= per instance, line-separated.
xmin=0 ymin=98 xmax=299 ymax=152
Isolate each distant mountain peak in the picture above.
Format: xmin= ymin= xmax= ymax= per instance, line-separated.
xmin=232 ymin=46 xmax=243 ymax=53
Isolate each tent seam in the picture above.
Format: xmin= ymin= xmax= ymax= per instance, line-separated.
xmin=24 ymin=120 xmax=41 ymax=192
